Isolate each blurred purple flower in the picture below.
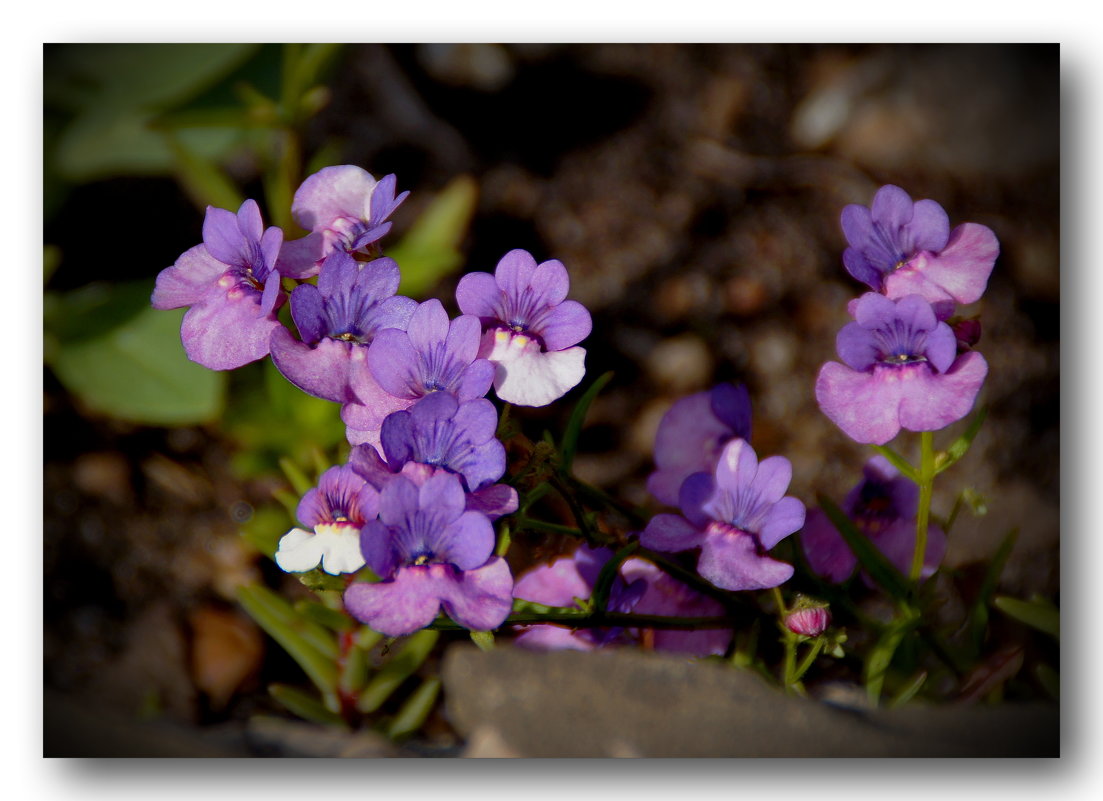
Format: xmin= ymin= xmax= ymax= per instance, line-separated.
xmin=274 ymin=464 xmax=380 ymax=575
xmin=841 ymin=184 xmax=998 ymax=312
xmin=801 ymin=455 xmax=947 ymax=583
xmin=151 ymin=199 xmax=285 ymax=370
xmin=641 ymin=438 xmax=804 ymax=592
xmin=349 ymin=392 xmax=518 ymax=519
xmin=815 ymin=293 xmax=988 ymax=445
xmin=342 ymin=299 xmax=495 ymax=447
xmin=620 ymin=558 xmax=732 ymax=656
xmin=270 ymin=251 xmax=417 ymax=403
xmin=344 ymin=473 xmax=512 ymax=636
xmin=646 ymin=383 xmax=752 ymax=507
xmin=277 ymin=166 xmax=409 ymax=278
xmin=456 ymin=249 xmax=591 ymax=406
xmin=512 ymin=545 xmax=647 ymax=651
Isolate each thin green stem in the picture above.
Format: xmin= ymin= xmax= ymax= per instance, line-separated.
xmin=792 ymin=638 xmax=824 ymax=683
xmin=911 ymin=431 xmax=935 ymax=583
xmin=424 ymin=611 xmax=737 ymax=632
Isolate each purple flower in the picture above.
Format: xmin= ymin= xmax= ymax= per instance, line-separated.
xmin=455 ymin=249 xmax=592 ymax=407
xmin=269 ymin=250 xmax=417 ymax=403
xmin=620 ymin=558 xmax=732 ymax=657
xmin=640 ymin=438 xmax=804 ymax=592
xmin=841 ymin=185 xmax=998 ymax=312
xmin=344 ymin=473 xmax=512 ymax=636
xmin=277 ymin=166 xmax=409 ymax=278
xmin=342 ymin=299 xmax=495 ymax=446
xmin=151 ymin=199 xmax=285 ymax=370
xmin=801 ymin=456 xmax=947 ymax=583
xmin=815 ymin=293 xmax=988 ymax=445
xmin=512 ymin=545 xmax=647 ymax=651
xmin=646 ymin=383 xmax=753 ymax=507
xmin=275 ymin=464 xmax=380 ymax=575
xmin=349 ymin=392 xmax=518 ymax=519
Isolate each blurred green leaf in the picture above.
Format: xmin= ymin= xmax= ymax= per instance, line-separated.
xmin=268 ymin=683 xmax=345 ymax=727
xmin=935 ymin=407 xmax=987 ymax=475
xmin=865 ymin=614 xmax=919 ymax=705
xmin=47 ymin=295 xmax=225 ymax=426
xmin=1034 ymin=663 xmax=1060 ymax=700
xmin=237 ymin=585 xmax=339 ymax=697
xmin=163 ymin=130 xmax=245 ymax=211
xmin=560 ymin=371 xmax=614 ymax=474
xmin=46 ymin=44 xmax=260 ymax=111
xmin=389 ymin=175 xmax=479 ymax=297
xmin=357 ymin=629 xmax=439 ymax=714
xmin=888 ymin=670 xmax=928 ymax=708
xmin=386 ymin=677 xmax=441 ymax=740
xmin=469 ymin=630 xmax=495 ymax=651
xmin=869 ymin=445 xmax=918 ymax=483
xmin=968 ymin=528 xmax=1017 ymax=653
xmin=239 ymin=503 xmax=291 ymax=560
xmin=993 ymin=595 xmax=1060 ymax=641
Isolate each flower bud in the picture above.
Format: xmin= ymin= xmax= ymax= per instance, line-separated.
xmin=785 ymin=606 xmax=830 ymax=637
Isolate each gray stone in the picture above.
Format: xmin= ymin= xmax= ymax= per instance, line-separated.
xmin=441 ymin=645 xmax=1058 ymax=757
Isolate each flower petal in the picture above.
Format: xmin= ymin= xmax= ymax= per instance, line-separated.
xmin=151 ymin=245 xmax=226 ymax=310
xmin=292 ymin=165 xmax=376 ymax=231
xmin=274 ymin=528 xmax=325 ymax=573
xmin=269 ymin=327 xmax=357 ymax=403
xmin=455 ymin=272 xmax=501 ymax=318
xmin=640 ymin=513 xmax=703 ymax=554
xmin=491 ymin=340 xmax=586 ymax=406
xmin=180 ymin=294 xmax=281 ymax=371
xmin=799 ymin=510 xmax=858 ymax=583
xmin=493 ymin=249 xmax=538 ymax=298
xmin=435 ymin=558 xmax=514 ymax=632
xmin=697 ymin=529 xmax=793 ymax=591
xmin=757 ymin=496 xmax=806 ymax=550
xmin=344 ymin=569 xmax=444 ymax=637
xmin=815 ymin=361 xmax=906 ymax=445
xmin=897 ymin=352 xmax=987 ymax=434
xmin=538 ymin=300 xmax=592 ymax=351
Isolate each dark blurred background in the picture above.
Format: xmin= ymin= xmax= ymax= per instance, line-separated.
xmin=43 ymin=44 xmax=1059 ymax=753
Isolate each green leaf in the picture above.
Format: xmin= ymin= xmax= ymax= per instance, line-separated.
xmin=818 ymin=494 xmax=913 ymax=601
xmin=295 ymin=600 xmax=353 ymax=632
xmin=163 ymin=130 xmax=245 ymax=212
xmin=338 ymin=641 xmax=370 ymax=698
xmin=279 ymin=457 xmax=315 ymax=497
xmin=887 ymin=670 xmax=928 ymax=708
xmin=1034 ymin=663 xmax=1060 ymax=700
xmin=296 ymin=570 xmax=348 ymax=594
xmin=386 ymin=677 xmax=441 ymax=740
xmin=357 ymin=630 xmax=440 ymax=714
xmin=388 ymin=175 xmax=479 ymax=297
xmin=239 ymin=503 xmax=292 ymax=560
xmin=869 ymin=445 xmax=918 ymax=483
xmin=968 ymin=528 xmax=1018 ymax=652
xmin=46 ymin=44 xmax=261 ymax=111
xmin=865 ymin=615 xmax=919 ymax=705
xmin=48 ymin=301 xmax=226 ymax=426
xmin=934 ymin=407 xmax=987 ymax=475
xmin=993 ymin=595 xmax=1060 ymax=640
xmin=237 ymin=585 xmax=339 ymax=696
xmin=268 ymin=683 xmax=345 ymax=727
xmin=559 ymin=371 xmax=614 ymax=474
xmin=469 ymin=630 xmax=495 ymax=651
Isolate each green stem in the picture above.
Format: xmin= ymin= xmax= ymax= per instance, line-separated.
xmin=911 ymin=431 xmax=935 ymax=583
xmin=425 ymin=611 xmax=737 ymax=632
xmin=792 ymin=638 xmax=824 ymax=683
xmin=564 ymin=474 xmax=649 ymax=527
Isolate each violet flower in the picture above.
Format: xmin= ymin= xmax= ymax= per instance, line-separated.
xmin=455 ymin=248 xmax=592 ymax=407
xmin=269 ymin=250 xmax=416 ymax=403
xmin=801 ymin=455 xmax=947 ymax=583
xmin=274 ymin=464 xmax=380 ymax=575
xmin=815 ymin=293 xmax=988 ymax=445
xmin=512 ymin=545 xmax=647 ymax=651
xmin=342 ymin=299 xmax=495 ymax=446
xmin=620 ymin=558 xmax=732 ymax=657
xmin=841 ymin=184 xmax=999 ymax=313
xmin=151 ymin=199 xmax=285 ymax=370
xmin=277 ymin=166 xmax=409 ymax=278
xmin=640 ymin=438 xmax=805 ymax=592
xmin=344 ymin=473 xmax=512 ymax=637
xmin=349 ymin=391 xmax=518 ymax=519
xmin=646 ymin=383 xmax=752 ymax=507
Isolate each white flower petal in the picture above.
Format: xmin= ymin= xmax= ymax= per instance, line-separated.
xmin=274 ymin=528 xmax=325 ymax=573
xmin=489 ymin=333 xmax=586 ymax=407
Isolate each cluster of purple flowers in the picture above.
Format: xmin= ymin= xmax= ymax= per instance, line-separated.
xmin=815 ymin=185 xmax=996 ymax=445
xmin=153 ymin=165 xmax=596 ymax=637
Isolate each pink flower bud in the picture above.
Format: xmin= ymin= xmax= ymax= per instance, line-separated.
xmin=785 ymin=606 xmax=830 ymax=637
